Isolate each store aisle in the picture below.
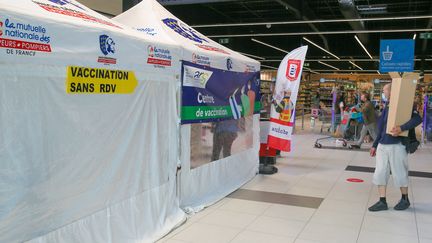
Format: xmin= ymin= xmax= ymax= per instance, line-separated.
xmin=158 ymin=133 xmax=432 ymax=243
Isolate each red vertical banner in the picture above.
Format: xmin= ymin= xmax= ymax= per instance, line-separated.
xmin=267 ymin=46 xmax=308 ymax=152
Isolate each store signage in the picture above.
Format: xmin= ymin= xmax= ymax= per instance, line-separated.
xmin=218 ymin=38 xmax=229 ymax=44
xmin=420 ymin=33 xmax=432 ymax=39
xmin=379 ymin=39 xmax=414 ymax=73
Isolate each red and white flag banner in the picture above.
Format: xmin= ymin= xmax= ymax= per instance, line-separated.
xmin=267 ymin=46 xmax=308 ymax=152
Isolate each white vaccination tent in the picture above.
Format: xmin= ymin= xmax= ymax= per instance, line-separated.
xmin=0 ymin=0 xmax=185 ymax=242
xmin=114 ymin=0 xmax=261 ymax=212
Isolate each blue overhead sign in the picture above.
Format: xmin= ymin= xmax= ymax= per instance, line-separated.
xmin=379 ymin=39 xmax=414 ymax=73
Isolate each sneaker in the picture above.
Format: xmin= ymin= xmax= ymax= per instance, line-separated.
xmin=368 ymin=200 xmax=388 ymax=212
xmin=394 ymin=199 xmax=410 ymax=210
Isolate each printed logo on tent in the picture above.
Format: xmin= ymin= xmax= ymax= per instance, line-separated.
xmin=99 ymin=35 xmax=115 ymax=55
xmin=226 ymin=58 xmax=233 ymax=71
xmin=0 ymin=17 xmax=52 ymax=55
xmin=147 ymin=45 xmax=172 ymax=67
xmin=245 ymin=64 xmax=257 ymax=73
xmin=98 ymin=35 xmax=117 ymax=65
xmin=196 ymin=44 xmax=230 ymax=54
xmin=47 ymin=0 xmax=85 ymax=10
xmin=32 ymin=0 xmax=121 ymax=28
xmin=183 ymin=65 xmax=213 ymax=89
xmin=136 ymin=27 xmax=157 ymax=36
xmin=162 ymin=18 xmax=208 ymax=44
xmin=286 ymin=59 xmax=301 ymax=81
xmin=192 ymin=53 xmax=210 ymax=66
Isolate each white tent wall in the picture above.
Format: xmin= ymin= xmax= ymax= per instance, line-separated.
xmin=0 ymin=1 xmax=184 ymax=242
xmin=114 ymin=0 xmax=260 ymax=212
xmin=179 ymin=115 xmax=260 ymax=211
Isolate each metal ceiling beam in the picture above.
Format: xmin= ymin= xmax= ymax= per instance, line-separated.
xmin=292 ymin=69 xmax=432 ymax=73
xmin=273 ymin=0 xmax=330 ymax=50
xmin=157 ymin=0 xmax=233 ymax=5
xmin=339 ymin=0 xmax=369 ymax=44
xmin=207 ymin=28 xmax=432 ymax=38
xmin=191 ymin=15 xmax=432 ymax=28
xmin=260 ymin=59 xmax=432 ymax=62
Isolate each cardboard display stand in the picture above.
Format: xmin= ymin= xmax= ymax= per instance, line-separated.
xmin=387 ymin=72 xmax=419 ymax=136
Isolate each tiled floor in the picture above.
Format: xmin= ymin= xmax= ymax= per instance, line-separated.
xmin=158 ymin=121 xmax=432 ymax=243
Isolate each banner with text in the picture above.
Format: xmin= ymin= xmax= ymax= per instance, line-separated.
xmin=181 ymin=61 xmax=260 ymax=124
xmin=267 ymin=46 xmax=308 ymax=152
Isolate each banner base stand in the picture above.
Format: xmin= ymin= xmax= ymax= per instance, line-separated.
xmin=259 ymin=163 xmax=278 ymax=175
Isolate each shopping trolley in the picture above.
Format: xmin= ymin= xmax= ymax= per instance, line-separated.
xmin=314 ymin=107 xmax=364 ymax=149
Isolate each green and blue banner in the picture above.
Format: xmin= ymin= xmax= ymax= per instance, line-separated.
xmin=181 ymin=61 xmax=260 ymax=124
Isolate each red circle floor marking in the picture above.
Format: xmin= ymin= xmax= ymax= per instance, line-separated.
xmin=347 ymin=178 xmax=364 ymax=183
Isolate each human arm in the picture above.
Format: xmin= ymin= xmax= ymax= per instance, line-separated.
xmin=372 ymin=108 xmax=385 ymax=148
xmin=390 ymin=110 xmax=422 ymax=136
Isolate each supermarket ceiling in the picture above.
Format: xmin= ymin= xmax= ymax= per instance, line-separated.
xmin=156 ymin=0 xmax=432 ymax=73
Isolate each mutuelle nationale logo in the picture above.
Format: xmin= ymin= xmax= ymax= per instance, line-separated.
xmin=0 ymin=17 xmax=52 ymax=56
xmin=147 ymin=45 xmax=172 ymax=67
xmin=286 ymin=59 xmax=301 ymax=81
xmin=98 ymin=34 xmax=117 ymax=65
xmin=162 ymin=18 xmax=208 ymax=44
xmin=226 ymin=58 xmax=233 ymax=71
xmin=192 ymin=53 xmax=211 ymax=66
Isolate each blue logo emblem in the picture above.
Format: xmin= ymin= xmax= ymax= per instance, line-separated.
xmin=99 ymin=35 xmax=115 ymax=56
xmin=162 ymin=18 xmax=208 ymax=44
xmin=48 ymin=0 xmax=85 ymax=10
xmin=226 ymin=58 xmax=233 ymax=70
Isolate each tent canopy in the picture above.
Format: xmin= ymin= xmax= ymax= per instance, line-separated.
xmin=114 ymin=0 xmax=260 ymax=72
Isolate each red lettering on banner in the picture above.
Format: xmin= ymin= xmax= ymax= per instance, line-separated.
xmin=37 ymin=4 xmax=121 ymax=29
xmin=270 ymin=117 xmax=294 ymax=127
xmin=196 ymin=44 xmax=230 ymax=54
xmin=0 ymin=38 xmax=51 ymax=52
xmin=267 ymin=135 xmax=291 ymax=152
xmin=98 ymin=57 xmax=117 ymax=64
xmin=147 ymin=58 xmax=171 ymax=66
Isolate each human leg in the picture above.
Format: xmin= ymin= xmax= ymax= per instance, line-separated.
xmin=354 ymin=124 xmax=368 ymax=146
xmin=369 ymin=144 xmax=390 ymax=211
xmin=366 ymin=123 xmax=378 ymax=141
xmin=211 ymin=132 xmax=223 ymax=161
xmin=222 ymin=132 xmax=237 ymax=158
xmin=389 ymin=143 xmax=410 ymax=210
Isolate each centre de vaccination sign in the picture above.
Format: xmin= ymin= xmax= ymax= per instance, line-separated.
xmin=181 ymin=61 xmax=260 ymax=124
xmin=379 ymin=39 xmax=414 ymax=73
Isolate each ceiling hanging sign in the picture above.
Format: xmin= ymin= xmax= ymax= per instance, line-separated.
xmin=379 ymin=39 xmax=414 ymax=73
xmin=419 ymin=32 xmax=432 ymax=39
